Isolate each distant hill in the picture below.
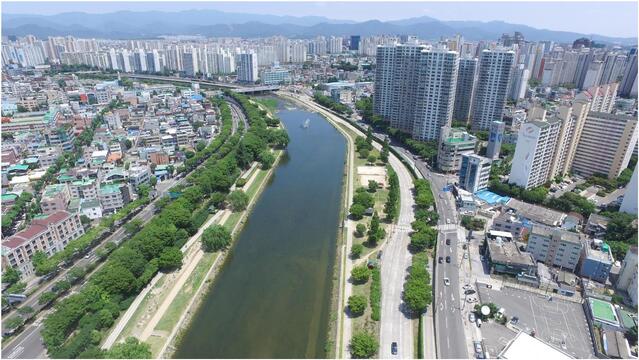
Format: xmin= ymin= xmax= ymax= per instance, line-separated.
xmin=2 ymin=10 xmax=636 ymax=45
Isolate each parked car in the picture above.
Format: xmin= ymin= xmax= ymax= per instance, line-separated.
xmin=510 ymin=316 xmax=519 ymax=325
xmin=438 ymin=257 xmax=443 ymax=264
xmin=476 ymin=318 xmax=482 ymax=327
xmin=446 ymin=239 xmax=451 ymax=245
xmin=391 ymin=342 xmax=398 ymax=355
xmin=446 ymin=256 xmax=451 ymax=263
xmin=444 ymin=278 xmax=450 ymax=286
xmin=474 ymin=341 xmax=483 ymax=354
xmin=469 ymin=312 xmax=476 ymax=322
xmin=465 ymin=289 xmax=476 ymax=295
xmin=463 ymin=253 xmax=468 ymax=259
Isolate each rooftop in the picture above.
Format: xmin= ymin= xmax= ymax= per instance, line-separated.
xmin=3 ymin=211 xmax=73 ymax=249
xmin=488 ymin=239 xmax=535 ymax=267
xmin=499 ymin=331 xmax=573 ymax=359
xmin=589 ymin=298 xmax=620 ymax=326
xmin=506 ymin=198 xmax=566 ymax=226
xmin=43 ymin=183 xmax=68 ymax=199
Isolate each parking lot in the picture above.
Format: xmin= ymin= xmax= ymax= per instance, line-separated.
xmin=481 ymin=322 xmax=517 ymax=357
xmin=478 ymin=286 xmax=595 ymax=358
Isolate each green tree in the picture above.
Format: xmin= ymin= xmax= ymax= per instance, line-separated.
xmin=80 ymin=215 xmax=91 ymax=227
xmin=355 ymin=223 xmax=367 ymax=237
xmin=367 ymin=154 xmax=377 ymax=164
xmin=350 ymin=331 xmax=378 ymax=358
xmin=53 ymin=279 xmax=71 ymax=293
xmin=17 ymin=305 xmax=34 ymax=315
xmin=124 ymin=219 xmax=143 ymax=235
xmin=359 ymin=148 xmax=370 ymax=159
xmin=2 ymin=266 xmax=21 ymax=285
xmin=367 ymin=212 xmax=385 ymax=245
xmin=259 ymin=150 xmax=275 ymax=170
xmin=106 ymin=337 xmax=151 ymax=359
xmin=351 ymin=265 xmax=371 ymax=284
xmin=149 ymin=175 xmax=157 ymax=187
xmin=7 ymin=281 xmax=26 ymax=294
xmin=351 ymin=244 xmax=364 ymax=258
xmin=367 ymin=180 xmax=378 ymax=193
xmin=158 ymin=247 xmax=183 ymax=271
xmin=38 ymin=291 xmax=57 ymax=305
xmin=348 ymin=295 xmax=367 ymax=316
xmin=350 ymin=203 xmax=366 ymax=220
xmin=380 ymin=138 xmax=390 ymax=163
xmin=4 ymin=316 xmax=25 ymax=330
xmin=202 ymin=225 xmax=232 ymax=252
xmin=227 ymin=190 xmax=249 ymax=212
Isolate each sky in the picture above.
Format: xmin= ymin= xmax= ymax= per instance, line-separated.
xmin=3 ymin=1 xmax=638 ymax=38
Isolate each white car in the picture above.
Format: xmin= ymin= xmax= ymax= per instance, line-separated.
xmin=446 ymin=219 xmax=451 ymax=224
xmin=444 ymin=278 xmax=450 ymax=286
xmin=469 ymin=312 xmax=476 ymax=322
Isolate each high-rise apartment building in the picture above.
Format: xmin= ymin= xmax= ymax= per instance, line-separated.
xmin=374 ymin=44 xmax=458 ymax=141
xmin=572 ymin=112 xmax=638 ymax=179
xmin=509 ymin=117 xmax=562 ymax=189
xmin=453 ymin=57 xmax=478 ymax=123
xmin=619 ymin=167 xmax=638 ymax=215
xmin=459 ymin=154 xmax=492 ymax=193
xmin=616 ymin=247 xmax=638 ymax=307
xmin=471 ymin=49 xmax=515 ymax=131
xmin=350 ymin=35 xmax=360 ymax=51
xmin=620 ymin=53 xmax=637 ymax=98
xmin=509 ymin=63 xmax=530 ymax=100
xmin=237 ymin=52 xmax=258 ymax=83
xmin=575 ymin=83 xmax=619 ymax=113
xmin=600 ymin=53 xmax=626 ymax=85
xmin=486 ymin=120 xmax=505 ymax=160
xmin=328 ymin=36 xmax=343 ymax=54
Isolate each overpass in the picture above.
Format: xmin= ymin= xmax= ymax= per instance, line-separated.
xmin=124 ymin=74 xmax=279 ymax=94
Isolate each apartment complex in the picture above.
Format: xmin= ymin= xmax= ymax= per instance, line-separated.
xmin=486 ymin=120 xmax=505 ymax=160
xmin=620 ymin=166 xmax=638 ymax=215
xmin=616 ymin=247 xmax=638 ymax=307
xmin=526 ymin=224 xmax=584 ymax=272
xmin=452 ymin=56 xmax=477 ymax=123
xmin=374 ymin=44 xmax=459 ymax=141
xmin=575 ymin=83 xmax=619 ymax=113
xmin=471 ymin=49 xmax=515 ymax=131
xmin=572 ymin=112 xmax=638 ymax=179
xmin=437 ymin=126 xmax=477 ymax=172
xmin=458 ymin=154 xmax=492 ymax=193
xmin=2 ymin=211 xmax=85 ymax=277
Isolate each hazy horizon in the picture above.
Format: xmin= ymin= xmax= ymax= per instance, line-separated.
xmin=3 ymin=1 xmax=638 ymax=38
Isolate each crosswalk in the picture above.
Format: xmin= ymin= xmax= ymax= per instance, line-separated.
xmin=437 ymin=224 xmax=458 ymax=231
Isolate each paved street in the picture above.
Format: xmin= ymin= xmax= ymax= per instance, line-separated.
xmin=392 ymin=146 xmax=469 ymax=360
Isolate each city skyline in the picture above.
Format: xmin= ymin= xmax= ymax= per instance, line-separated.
xmin=3 ymin=1 xmax=638 ymax=38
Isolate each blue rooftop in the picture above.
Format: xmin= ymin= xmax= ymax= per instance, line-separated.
xmin=475 ymin=189 xmax=510 ymax=205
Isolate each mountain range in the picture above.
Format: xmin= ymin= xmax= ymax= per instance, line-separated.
xmin=2 ymin=10 xmax=636 ymax=45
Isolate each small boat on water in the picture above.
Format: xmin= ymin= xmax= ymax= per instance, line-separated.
xmin=302 ymin=119 xmax=310 ymax=128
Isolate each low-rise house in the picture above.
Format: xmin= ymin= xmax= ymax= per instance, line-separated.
xmin=526 ymin=224 xmax=585 ymax=272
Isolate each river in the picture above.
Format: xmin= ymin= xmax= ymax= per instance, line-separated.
xmin=174 ymin=100 xmax=346 ymax=358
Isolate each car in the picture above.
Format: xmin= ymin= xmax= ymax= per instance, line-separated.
xmin=439 ymin=194 xmax=443 ymax=199
xmin=476 ymin=318 xmax=482 ymax=327
xmin=480 ymin=255 xmax=485 ymax=262
xmin=462 ymin=244 xmax=467 ymax=250
xmin=474 ymin=341 xmax=483 ymax=354
xmin=446 ymin=239 xmax=451 ymax=245
xmin=445 ymin=256 xmax=451 ymax=263
xmin=444 ymin=278 xmax=450 ymax=286
xmin=377 ymin=251 xmax=383 ymax=260
xmin=438 ymin=257 xmax=443 ymax=264
xmin=465 ymin=289 xmax=476 ymax=295
xmin=463 ymin=253 xmax=468 ymax=259
xmin=463 ymin=284 xmax=472 ymax=290
xmin=84 ymin=253 xmax=91 ymax=259
xmin=469 ymin=312 xmax=476 ymax=322
xmin=446 ymin=219 xmax=451 ymax=224
xmin=391 ymin=342 xmax=398 ymax=355
xmin=510 ymin=316 xmax=519 ymax=325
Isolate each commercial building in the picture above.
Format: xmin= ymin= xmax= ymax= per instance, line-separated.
xmin=2 ymin=211 xmax=84 ymax=277
xmin=505 ymin=199 xmax=566 ymax=227
xmin=572 ymin=112 xmax=638 ymax=179
xmin=486 ymin=120 xmax=505 ymax=160
xmin=98 ymin=184 xmax=131 ymax=214
xmin=485 ymin=230 xmax=537 ymax=277
xmin=526 ymin=224 xmax=584 ymax=272
xmin=498 ymin=331 xmax=573 ymax=359
xmin=260 ymin=67 xmax=290 ymax=85
xmin=616 ymin=246 xmax=638 ymax=307
xmin=237 ymin=52 xmax=258 ymax=83
xmin=619 ymin=166 xmax=638 ymax=214
xmin=437 ymin=126 xmax=477 ymax=172
xmin=579 ymin=242 xmax=614 ymax=283
xmin=452 ymin=57 xmax=477 ymax=123
xmin=492 ymin=212 xmax=526 ymax=240
xmin=350 ymin=35 xmax=360 ymax=51
xmin=459 ymin=153 xmax=491 ymax=193
xmin=41 ymin=183 xmax=71 ymax=214
xmin=471 ymin=49 xmax=515 ymax=131
xmin=585 ymin=213 xmax=610 ymax=238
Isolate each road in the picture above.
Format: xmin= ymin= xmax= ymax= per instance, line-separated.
xmin=1 ymin=100 xmax=243 ymax=359
xmin=378 ymin=152 xmax=416 ymax=359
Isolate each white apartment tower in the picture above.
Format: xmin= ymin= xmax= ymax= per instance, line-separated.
xmin=471 ymin=49 xmax=515 ymax=131
xmin=237 ymin=52 xmax=258 ymax=83
xmin=453 ymin=57 xmax=478 ymax=123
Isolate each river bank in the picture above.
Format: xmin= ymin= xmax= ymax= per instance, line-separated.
xmin=173 ymin=98 xmax=346 ymax=358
